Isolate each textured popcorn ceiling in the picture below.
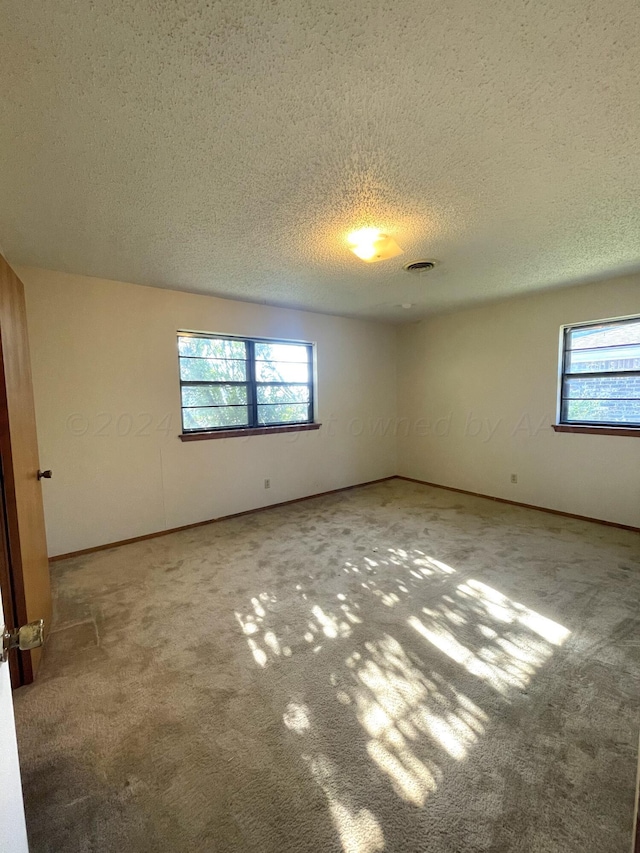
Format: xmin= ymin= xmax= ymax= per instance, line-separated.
xmin=1 ymin=1 xmax=639 ymax=321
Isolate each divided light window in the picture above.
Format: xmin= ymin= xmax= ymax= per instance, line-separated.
xmin=178 ymin=333 xmax=314 ymax=433
xmin=559 ymin=316 xmax=640 ymax=428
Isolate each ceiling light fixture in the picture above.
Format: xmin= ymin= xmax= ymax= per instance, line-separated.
xmin=347 ymin=228 xmax=403 ymax=263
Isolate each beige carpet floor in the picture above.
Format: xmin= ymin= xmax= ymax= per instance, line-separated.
xmin=13 ymin=479 xmax=640 ymax=853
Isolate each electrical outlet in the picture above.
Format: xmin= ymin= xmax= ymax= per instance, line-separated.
xmin=510 ymin=474 xmax=518 ymax=484
xmin=264 ymin=479 xmax=270 ymax=489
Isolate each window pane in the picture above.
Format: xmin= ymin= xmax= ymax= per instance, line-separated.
xmin=568 ymin=319 xmax=640 ymax=350
xmin=255 ymin=360 xmax=309 ymax=382
xmin=564 ymin=375 xmax=640 ymax=400
xmin=183 ymin=406 xmax=249 ymax=430
xmin=178 ymin=334 xmax=313 ymax=431
xmin=256 ymin=384 xmax=310 ymax=404
xmin=562 ymin=399 xmax=640 ymax=425
xmin=178 ymin=336 xmax=246 ymax=359
xmin=255 ymin=342 xmax=309 ymax=363
xmin=179 ymin=357 xmax=247 ymax=382
xmin=182 ymin=385 xmax=248 ymax=407
xmin=257 ymin=404 xmax=310 ymax=425
xmin=565 ymin=344 xmax=640 ymax=374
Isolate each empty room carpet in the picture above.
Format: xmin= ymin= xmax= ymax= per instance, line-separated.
xmin=13 ymin=480 xmax=640 ymax=852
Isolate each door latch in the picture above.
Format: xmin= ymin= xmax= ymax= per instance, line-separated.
xmin=2 ymin=619 xmax=45 ymax=663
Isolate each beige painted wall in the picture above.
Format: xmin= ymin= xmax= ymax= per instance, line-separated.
xmin=18 ymin=266 xmax=640 ymax=555
xmin=20 ymin=268 xmax=398 ymax=557
xmin=397 ymin=274 xmax=640 ymax=528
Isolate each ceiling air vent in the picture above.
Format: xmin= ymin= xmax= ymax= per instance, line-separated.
xmin=403 ymin=259 xmax=437 ymax=273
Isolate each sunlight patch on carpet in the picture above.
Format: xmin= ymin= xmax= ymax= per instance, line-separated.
xmin=236 ymin=548 xmax=572 ymax=849
xmin=410 ymin=579 xmax=570 ymax=695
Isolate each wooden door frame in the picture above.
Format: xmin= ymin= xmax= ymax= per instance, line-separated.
xmin=0 ymin=353 xmax=32 ymax=685
xmin=0 ymin=456 xmax=21 ymax=685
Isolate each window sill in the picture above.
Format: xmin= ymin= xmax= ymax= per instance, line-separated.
xmin=179 ymin=423 xmax=322 ymax=441
xmin=552 ymin=424 xmax=640 ymax=437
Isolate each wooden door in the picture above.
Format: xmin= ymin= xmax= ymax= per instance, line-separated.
xmin=0 ymin=254 xmax=51 ymax=685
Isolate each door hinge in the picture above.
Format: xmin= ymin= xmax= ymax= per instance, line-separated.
xmin=2 ymin=619 xmax=44 ymax=663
